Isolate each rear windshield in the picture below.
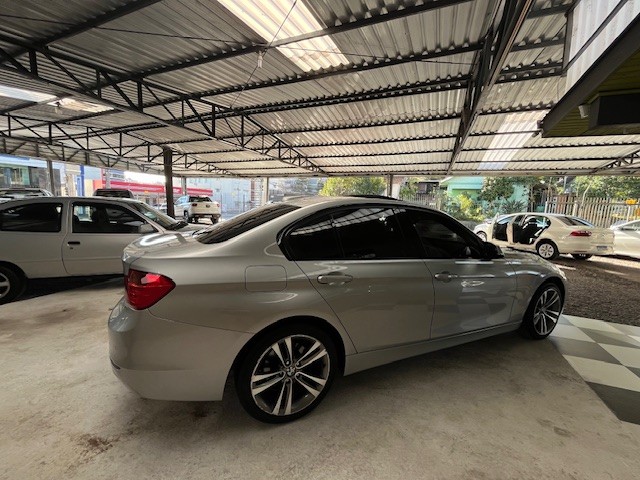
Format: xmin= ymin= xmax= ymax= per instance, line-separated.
xmin=189 ymin=196 xmax=211 ymax=202
xmin=557 ymin=216 xmax=593 ymax=227
xmin=196 ymin=203 xmax=299 ymax=244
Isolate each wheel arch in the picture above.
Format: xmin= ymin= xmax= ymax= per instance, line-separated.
xmin=231 ymin=315 xmax=347 ymax=377
xmin=0 ymin=261 xmax=27 ymax=280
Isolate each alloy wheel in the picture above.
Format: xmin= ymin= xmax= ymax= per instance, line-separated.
xmin=250 ymin=335 xmax=330 ymax=417
xmin=533 ymin=287 xmax=562 ymax=335
xmin=538 ymin=242 xmax=555 ymax=259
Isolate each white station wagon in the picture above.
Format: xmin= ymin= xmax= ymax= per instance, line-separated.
xmin=0 ymin=197 xmax=197 ymax=304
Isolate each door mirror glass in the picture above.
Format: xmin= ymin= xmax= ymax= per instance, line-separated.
xmin=139 ymin=223 xmax=155 ymax=234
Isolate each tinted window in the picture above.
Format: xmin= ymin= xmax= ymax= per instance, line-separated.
xmin=197 ymin=203 xmax=299 ymax=244
xmin=332 ymin=207 xmax=408 ymax=259
xmin=287 ymin=212 xmax=342 ymax=260
xmin=189 ymin=196 xmax=211 ymax=202
xmin=403 ymin=209 xmax=480 ymax=259
xmin=0 ymin=203 xmax=62 ymax=232
xmin=286 ymin=207 xmax=411 ymax=261
xmin=72 ymin=203 xmax=152 ymax=234
xmin=127 ymin=202 xmax=181 ymax=230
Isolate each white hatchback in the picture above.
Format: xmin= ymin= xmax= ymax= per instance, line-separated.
xmin=481 ymin=212 xmax=614 ymax=260
xmin=0 ymin=197 xmax=197 ymax=304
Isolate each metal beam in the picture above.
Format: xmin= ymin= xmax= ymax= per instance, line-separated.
xmin=0 ymin=33 xmax=323 ymax=175
xmin=448 ymin=0 xmax=536 ymax=174
xmin=116 ymin=0 xmax=473 ymax=81
xmin=592 ymin=149 xmax=640 ymax=173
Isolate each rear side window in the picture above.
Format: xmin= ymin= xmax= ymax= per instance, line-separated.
xmin=197 ymin=203 xmax=299 ymax=244
xmin=285 ymin=206 xmax=411 ymax=261
xmin=287 ymin=213 xmax=342 ymax=260
xmin=557 ymin=216 xmax=593 ymax=227
xmin=0 ymin=203 xmax=62 ymax=232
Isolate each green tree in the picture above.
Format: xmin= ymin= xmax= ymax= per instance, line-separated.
xmin=573 ymin=176 xmax=640 ymax=200
xmin=319 ymin=177 xmax=386 ymax=196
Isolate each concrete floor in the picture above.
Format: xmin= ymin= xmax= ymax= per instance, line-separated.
xmin=1 ymin=280 xmax=640 ymax=480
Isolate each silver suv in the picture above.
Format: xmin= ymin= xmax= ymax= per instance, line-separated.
xmin=175 ymin=195 xmax=221 ymax=223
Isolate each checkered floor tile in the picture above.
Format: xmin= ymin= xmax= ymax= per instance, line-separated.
xmin=550 ymin=315 xmax=640 ymax=425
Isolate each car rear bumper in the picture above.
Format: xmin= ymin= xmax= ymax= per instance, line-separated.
xmin=108 ymin=298 xmax=251 ymax=401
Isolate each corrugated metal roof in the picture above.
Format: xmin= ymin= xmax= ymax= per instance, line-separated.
xmin=0 ymin=0 xmax=638 ymax=177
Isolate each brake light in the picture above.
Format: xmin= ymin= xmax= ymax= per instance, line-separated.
xmin=125 ymin=269 xmax=175 ymax=310
xmin=570 ymin=230 xmax=592 ymax=237
xmin=191 ymin=203 xmax=198 ymax=207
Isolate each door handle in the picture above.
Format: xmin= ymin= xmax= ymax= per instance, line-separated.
xmin=434 ymin=271 xmax=459 ymax=283
xmin=317 ymin=273 xmax=353 ymax=285
xmin=67 ymin=241 xmax=81 ymax=246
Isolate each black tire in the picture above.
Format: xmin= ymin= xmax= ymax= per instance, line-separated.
xmin=536 ymin=240 xmax=559 ymax=260
xmin=0 ymin=265 xmax=26 ymax=305
xmin=477 ymin=231 xmax=487 ymax=241
xmin=235 ymin=324 xmax=338 ymax=423
xmin=520 ymin=283 xmax=564 ymax=340
xmin=571 ymin=254 xmax=592 ymax=260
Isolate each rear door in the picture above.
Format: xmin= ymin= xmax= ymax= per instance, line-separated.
xmin=400 ymin=209 xmax=517 ymax=339
xmin=285 ymin=205 xmax=434 ymax=352
xmin=62 ymin=201 xmax=156 ymax=275
xmin=0 ymin=201 xmax=67 ymax=278
xmin=615 ymin=220 xmax=640 ymax=256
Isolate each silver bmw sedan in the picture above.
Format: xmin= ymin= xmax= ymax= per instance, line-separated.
xmin=108 ymin=196 xmax=566 ymax=423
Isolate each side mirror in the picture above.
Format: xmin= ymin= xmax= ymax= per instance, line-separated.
xmin=483 ymin=241 xmax=504 ymax=259
xmin=139 ymin=223 xmax=155 ymax=234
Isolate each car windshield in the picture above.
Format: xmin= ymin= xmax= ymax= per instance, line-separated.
xmin=127 ymin=202 xmax=186 ymax=230
xmin=196 ymin=203 xmax=299 ymax=244
xmin=189 ymin=196 xmax=211 ymax=202
xmin=557 ymin=216 xmax=593 ymax=227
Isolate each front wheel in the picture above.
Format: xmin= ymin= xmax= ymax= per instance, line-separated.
xmin=572 ymin=254 xmax=592 ymax=260
xmin=536 ymin=240 xmax=559 ymax=260
xmin=521 ymin=283 xmax=564 ymax=339
xmin=0 ymin=265 xmax=26 ymax=305
xmin=476 ymin=231 xmax=487 ymax=242
xmin=236 ymin=324 xmax=338 ymax=423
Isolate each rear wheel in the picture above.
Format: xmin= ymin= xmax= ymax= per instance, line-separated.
xmin=536 ymin=240 xmax=559 ymax=260
xmin=236 ymin=324 xmax=338 ymax=423
xmin=183 ymin=211 xmax=190 ymax=223
xmin=572 ymin=254 xmax=592 ymax=260
xmin=0 ymin=265 xmax=26 ymax=305
xmin=521 ymin=283 xmax=564 ymax=339
xmin=476 ymin=231 xmax=487 ymax=241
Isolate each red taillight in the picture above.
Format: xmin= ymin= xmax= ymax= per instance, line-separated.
xmin=570 ymin=230 xmax=592 ymax=237
xmin=125 ymin=269 xmax=175 ymax=310
xmin=191 ymin=203 xmax=198 ymax=207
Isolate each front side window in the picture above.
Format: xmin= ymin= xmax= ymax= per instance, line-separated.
xmin=0 ymin=203 xmax=62 ymax=232
xmin=72 ymin=203 xmax=153 ymax=234
xmin=402 ymin=209 xmax=481 ymax=259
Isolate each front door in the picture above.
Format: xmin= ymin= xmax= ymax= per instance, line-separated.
xmin=401 ymin=209 xmax=517 ymax=339
xmin=63 ymin=202 xmax=155 ymax=275
xmin=285 ymin=207 xmax=434 ymax=352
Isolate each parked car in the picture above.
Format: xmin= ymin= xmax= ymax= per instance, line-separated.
xmin=610 ymin=219 xmax=640 ymax=258
xmin=175 ymin=195 xmax=221 ymax=223
xmin=473 ymin=214 xmax=511 ymax=241
xmin=109 ymin=196 xmax=566 ymax=423
xmin=482 ymin=212 xmax=614 ymax=260
xmin=0 ymin=197 xmax=199 ymax=304
xmin=94 ymin=188 xmax=135 ymax=198
xmin=0 ymin=187 xmax=52 ymax=202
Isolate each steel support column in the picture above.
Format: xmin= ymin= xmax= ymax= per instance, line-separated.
xmin=46 ymin=159 xmax=56 ymax=195
xmin=164 ymin=148 xmax=175 ymax=218
xmin=262 ymin=177 xmax=270 ymax=205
